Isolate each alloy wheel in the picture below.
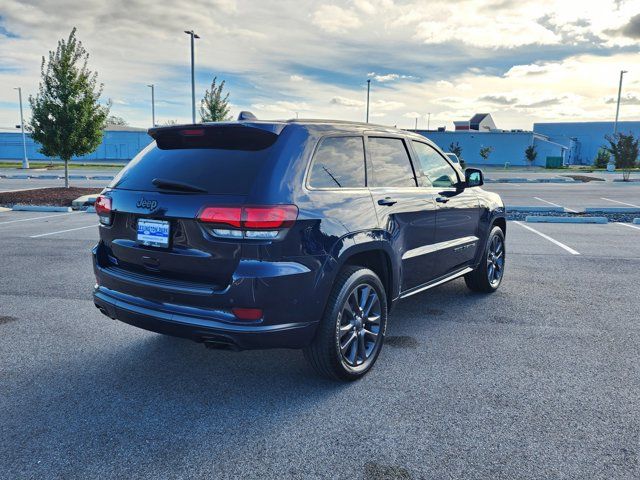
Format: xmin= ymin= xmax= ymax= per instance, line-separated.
xmin=338 ymin=283 xmax=382 ymax=368
xmin=487 ymin=234 xmax=505 ymax=287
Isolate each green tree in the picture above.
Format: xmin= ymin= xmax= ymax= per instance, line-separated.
xmin=479 ymin=146 xmax=494 ymax=161
xmin=200 ymin=76 xmax=231 ymax=122
xmin=449 ymin=141 xmax=463 ymax=158
xmin=28 ymin=28 xmax=109 ymax=187
xmin=605 ymin=132 xmax=639 ymax=181
xmin=593 ymin=148 xmax=610 ymax=169
xmin=525 ymin=145 xmax=537 ymax=166
xmin=106 ymin=115 xmax=128 ymax=126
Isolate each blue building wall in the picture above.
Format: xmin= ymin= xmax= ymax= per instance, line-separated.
xmin=414 ymin=130 xmax=565 ymax=166
xmin=0 ymin=129 xmax=153 ymax=162
xmin=533 ymin=121 xmax=640 ymax=165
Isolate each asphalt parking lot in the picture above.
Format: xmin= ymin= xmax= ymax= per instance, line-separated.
xmin=1 ymin=210 xmax=638 ymax=479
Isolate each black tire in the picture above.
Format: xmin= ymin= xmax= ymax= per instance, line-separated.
xmin=304 ymin=266 xmax=388 ymax=381
xmin=465 ymin=225 xmax=505 ymax=293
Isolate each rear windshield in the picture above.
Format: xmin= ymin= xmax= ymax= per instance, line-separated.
xmin=109 ymin=126 xmax=278 ymax=194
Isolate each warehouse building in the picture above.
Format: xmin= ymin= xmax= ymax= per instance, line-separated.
xmin=415 ymin=114 xmax=640 ymax=167
xmin=0 ymin=125 xmax=152 ymax=163
xmin=1 ymin=116 xmax=638 ymax=167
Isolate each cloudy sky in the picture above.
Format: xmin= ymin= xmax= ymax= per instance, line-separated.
xmin=1 ymin=0 xmax=639 ymax=131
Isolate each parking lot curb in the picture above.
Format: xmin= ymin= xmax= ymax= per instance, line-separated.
xmin=72 ymin=194 xmax=99 ymax=208
xmin=34 ymin=174 xmax=63 ymax=179
xmin=535 ymin=178 xmax=575 ymax=183
xmin=508 ymin=206 xmax=565 ymax=212
xmin=68 ymin=175 xmax=89 ymax=180
xmin=525 ymin=215 xmax=608 ymax=224
xmin=584 ymin=207 xmax=640 ymax=214
xmin=89 ymin=175 xmax=114 ymax=180
xmin=12 ymin=205 xmax=73 ymax=212
xmin=7 ymin=174 xmax=31 ymax=179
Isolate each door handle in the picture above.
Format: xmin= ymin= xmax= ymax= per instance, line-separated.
xmin=378 ymin=197 xmax=398 ymax=206
xmin=436 ymin=196 xmax=450 ymax=203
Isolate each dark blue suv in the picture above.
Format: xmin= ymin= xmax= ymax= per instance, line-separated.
xmin=93 ymin=117 xmax=505 ymax=380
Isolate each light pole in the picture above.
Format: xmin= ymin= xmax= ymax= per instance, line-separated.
xmin=147 ymin=84 xmax=155 ymax=127
xmin=427 ymin=112 xmax=431 ymax=131
xmin=14 ymin=87 xmax=28 ymax=169
xmin=614 ymin=70 xmax=628 ymax=135
xmin=414 ymin=117 xmax=418 ymax=130
xmin=366 ymin=79 xmax=371 ymax=123
xmin=184 ymin=30 xmax=200 ymax=124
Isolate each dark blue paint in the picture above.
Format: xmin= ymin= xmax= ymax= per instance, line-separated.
xmin=93 ymin=120 xmax=505 ymax=350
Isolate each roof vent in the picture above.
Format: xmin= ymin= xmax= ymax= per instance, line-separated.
xmin=238 ymin=111 xmax=258 ymax=121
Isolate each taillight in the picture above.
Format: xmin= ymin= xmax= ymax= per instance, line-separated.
xmin=95 ymin=195 xmax=112 ymax=225
xmin=232 ymin=308 xmax=263 ymax=321
xmin=198 ymin=205 xmax=298 ymax=239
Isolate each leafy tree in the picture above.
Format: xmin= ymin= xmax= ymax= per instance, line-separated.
xmin=449 ymin=141 xmax=463 ymax=159
xmin=28 ymin=28 xmax=109 ymax=187
xmin=479 ymin=146 xmax=494 ymax=161
xmin=525 ymin=145 xmax=537 ymax=166
xmin=106 ymin=115 xmax=128 ymax=126
xmin=605 ymin=132 xmax=639 ymax=181
xmin=200 ymin=76 xmax=231 ymax=122
xmin=593 ymin=148 xmax=611 ymax=169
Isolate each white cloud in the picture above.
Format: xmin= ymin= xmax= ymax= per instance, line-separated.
xmin=330 ymin=96 xmax=365 ymax=108
xmin=373 ymin=73 xmax=400 ymax=82
xmin=312 ymin=5 xmax=361 ymax=33
xmin=0 ymin=0 xmax=637 ymax=130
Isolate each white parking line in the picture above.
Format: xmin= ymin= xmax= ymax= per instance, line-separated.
xmin=533 ymin=197 xmax=578 ymax=213
xmin=614 ymin=222 xmax=640 ymax=231
xmin=513 ymin=221 xmax=580 ymax=255
xmin=29 ymin=224 xmax=97 ymax=238
xmin=0 ymin=211 xmax=80 ymax=225
xmin=601 ymin=198 xmax=640 ymax=208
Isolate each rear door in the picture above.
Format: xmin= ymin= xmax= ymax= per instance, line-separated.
xmin=99 ymin=125 xmax=279 ymax=289
xmin=366 ymin=136 xmax=438 ymax=291
xmin=411 ymin=141 xmax=481 ymax=279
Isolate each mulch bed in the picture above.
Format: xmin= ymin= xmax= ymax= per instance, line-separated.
xmin=561 ymin=174 xmax=605 ymax=182
xmin=0 ymin=187 xmax=101 ymax=207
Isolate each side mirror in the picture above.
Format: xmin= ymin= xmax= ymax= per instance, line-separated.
xmin=465 ymin=168 xmax=484 ymax=187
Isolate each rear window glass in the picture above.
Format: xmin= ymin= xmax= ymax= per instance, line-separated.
xmin=367 ymin=137 xmax=416 ymax=188
xmin=308 ymin=136 xmax=365 ymax=188
xmin=109 ymin=128 xmax=277 ymax=194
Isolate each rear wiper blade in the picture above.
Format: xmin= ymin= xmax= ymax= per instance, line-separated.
xmin=152 ymin=178 xmax=207 ymax=193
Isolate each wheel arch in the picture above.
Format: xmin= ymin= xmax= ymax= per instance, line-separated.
xmin=335 ymin=243 xmax=397 ymax=310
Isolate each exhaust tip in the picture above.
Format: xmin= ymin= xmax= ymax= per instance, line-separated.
xmin=202 ymin=336 xmax=240 ymax=351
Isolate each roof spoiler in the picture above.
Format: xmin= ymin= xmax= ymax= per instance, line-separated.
xmin=237 ymin=111 xmax=258 ymax=121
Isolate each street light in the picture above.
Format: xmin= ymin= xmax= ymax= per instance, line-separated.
xmin=184 ymin=30 xmax=200 ymax=124
xmin=427 ymin=112 xmax=431 ymax=131
xmin=13 ymin=87 xmax=28 ymax=169
xmin=147 ymin=84 xmax=155 ymax=127
xmin=366 ymin=79 xmax=371 ymax=123
xmin=614 ymin=70 xmax=628 ymax=135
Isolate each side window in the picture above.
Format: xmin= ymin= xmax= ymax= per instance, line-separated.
xmin=367 ymin=137 xmax=416 ymax=188
xmin=308 ymin=136 xmax=366 ymax=188
xmin=412 ymin=141 xmax=459 ymax=188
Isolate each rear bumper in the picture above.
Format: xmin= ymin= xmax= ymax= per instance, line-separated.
xmin=92 ymin=244 xmax=330 ymax=350
xmin=94 ymin=286 xmax=317 ymax=349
